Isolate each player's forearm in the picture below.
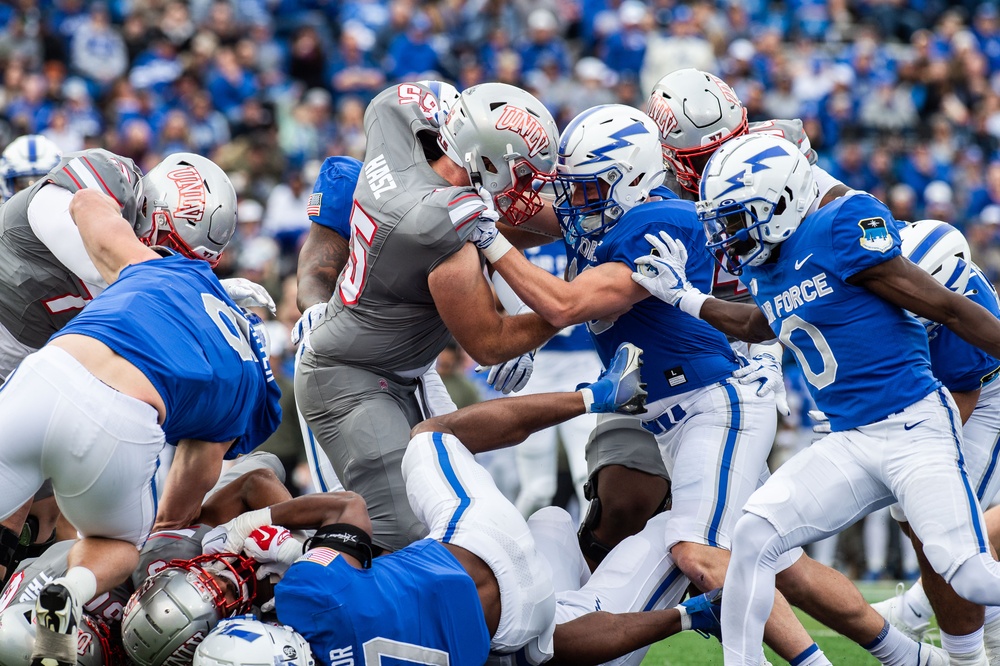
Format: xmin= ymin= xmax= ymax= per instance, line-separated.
xmin=268 ymin=492 xmax=373 ymax=535
xmin=153 ymin=440 xmax=230 ymax=531
xmin=491 ymin=251 xmax=582 ymax=328
xmin=460 ymin=312 xmax=558 ymax=366
xmin=551 ymin=609 xmax=683 ymax=666
xmin=412 ymin=392 xmax=585 ymax=454
xmin=700 ymin=298 xmax=776 ymax=343
xmin=295 ymin=226 xmax=349 ymax=311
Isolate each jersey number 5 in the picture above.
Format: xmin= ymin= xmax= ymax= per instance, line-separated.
xmin=340 ymin=202 xmax=378 ymax=306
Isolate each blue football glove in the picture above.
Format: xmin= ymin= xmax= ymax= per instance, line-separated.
xmin=578 ymin=342 xmax=647 ymax=414
xmin=677 ymin=588 xmax=722 ymax=640
xmin=476 ymin=352 xmax=534 ymax=394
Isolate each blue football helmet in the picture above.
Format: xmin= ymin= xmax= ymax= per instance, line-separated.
xmin=551 ymin=104 xmax=665 ymax=244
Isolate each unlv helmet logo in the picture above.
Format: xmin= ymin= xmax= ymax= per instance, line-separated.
xmin=495 ymin=106 xmax=549 ymax=157
xmin=166 ymin=166 xmax=207 ymax=221
xmin=707 ymin=73 xmax=742 ymax=107
xmin=646 ymin=95 xmax=678 ymax=138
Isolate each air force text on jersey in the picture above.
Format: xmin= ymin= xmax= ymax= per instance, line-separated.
xmin=753 ymin=271 xmax=834 ymax=324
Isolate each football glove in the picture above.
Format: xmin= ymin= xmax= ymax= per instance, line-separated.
xmin=220 ymin=278 xmax=276 ymax=315
xmin=202 ymin=508 xmax=272 ymax=556
xmin=243 ymin=525 xmax=303 ymax=580
xmin=631 ymin=231 xmax=712 ymax=317
xmin=470 ymin=186 xmax=513 ymax=262
xmin=809 ymin=410 xmax=831 ymax=440
xmin=476 ymin=351 xmax=534 ymax=394
xmin=291 ymin=303 xmax=327 ymax=346
xmin=578 ymin=342 xmax=647 ymax=414
xmin=732 ymin=347 xmax=790 ymax=416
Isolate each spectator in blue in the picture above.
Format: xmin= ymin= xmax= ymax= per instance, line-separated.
xmin=386 ymin=13 xmax=441 ymax=81
xmin=187 ymin=90 xmax=232 ymax=155
xmin=600 ymin=1 xmax=648 ymax=80
xmin=206 ymin=47 xmax=260 ymax=121
xmin=50 ymin=0 xmax=91 ymax=44
xmin=129 ymin=32 xmax=183 ymax=101
xmin=518 ymin=9 xmax=570 ymax=77
xmin=966 ymin=161 xmax=1000 ymax=221
xmin=830 ymin=140 xmax=879 ymax=194
xmin=815 ymin=64 xmax=860 ymax=148
xmin=898 ymin=144 xmax=951 ymax=210
xmin=327 ymin=23 xmax=385 ymax=106
xmin=973 ymin=4 xmax=1000 ymax=71
xmin=70 ymin=3 xmax=129 ymax=98
xmin=6 ymin=73 xmax=53 ymax=134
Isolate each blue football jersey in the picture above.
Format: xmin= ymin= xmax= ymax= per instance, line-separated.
xmin=308 ymin=156 xmax=363 ymax=239
xmin=742 ymin=193 xmax=940 ymax=431
xmin=52 ymin=255 xmax=281 ymax=455
xmin=525 ymin=242 xmax=593 ymax=353
xmin=566 ymin=198 xmax=739 ymax=401
xmin=928 ymin=265 xmax=1000 ymax=393
xmin=276 ymin=539 xmax=490 ymax=666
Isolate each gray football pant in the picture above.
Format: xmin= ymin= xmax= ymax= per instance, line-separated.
xmin=295 ymin=352 xmax=429 ymax=551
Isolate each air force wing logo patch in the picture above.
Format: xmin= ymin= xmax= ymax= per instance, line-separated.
xmin=858 ymin=217 xmax=891 ymax=253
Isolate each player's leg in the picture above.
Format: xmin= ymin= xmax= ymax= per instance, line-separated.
xmin=558 ymin=410 xmax=597 ymax=521
xmin=862 ymin=508 xmax=890 ymax=580
xmin=527 ymin=506 xmax=590 ymax=594
xmin=294 ymin=347 xmax=344 ymax=494
xmin=578 ymin=415 xmax=670 ymax=568
xmin=402 ymin=430 xmax=556 ymax=662
xmin=515 ymin=426 xmax=559 ymax=517
xmin=723 ymin=432 xmax=896 ymax=666
xmin=296 ymin=359 xmax=427 ymax=551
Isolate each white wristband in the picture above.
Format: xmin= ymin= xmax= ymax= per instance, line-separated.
xmin=677 ymin=291 xmax=713 ymax=319
xmin=482 ymin=234 xmax=514 ymax=263
xmin=676 ymin=605 xmax=692 ymax=631
xmin=579 ymin=388 xmax=595 ymax=413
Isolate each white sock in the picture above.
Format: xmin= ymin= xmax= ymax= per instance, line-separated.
xmin=899 ymin=582 xmax=933 ymax=628
xmin=60 ymin=566 xmax=97 ymax=605
xmin=985 ymin=605 xmax=1000 ymax=626
xmin=941 ymin=627 xmax=987 ymax=666
xmin=866 ymin=620 xmax=925 ymax=666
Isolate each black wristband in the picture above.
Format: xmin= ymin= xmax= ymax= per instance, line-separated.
xmin=305 ymin=523 xmax=374 ymax=569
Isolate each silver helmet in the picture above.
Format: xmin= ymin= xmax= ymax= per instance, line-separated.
xmin=438 ymin=83 xmax=559 ymax=225
xmin=646 ymin=68 xmax=748 ymax=194
xmin=0 ymin=602 xmax=121 ymax=666
xmin=193 ymin=615 xmax=315 ymax=666
xmin=135 ymin=153 xmax=237 ymax=267
xmin=122 ymin=554 xmax=257 ymax=666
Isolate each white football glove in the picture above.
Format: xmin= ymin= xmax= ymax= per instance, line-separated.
xmin=201 ymin=508 xmax=272 ymax=556
xmin=732 ymin=352 xmax=790 ymax=416
xmin=809 ymin=410 xmax=831 ymax=440
xmin=469 ymin=186 xmax=501 ymax=251
xmin=220 ymin=278 xmax=276 ymax=315
xmin=291 ymin=303 xmax=327 ymax=346
xmin=243 ymin=525 xmax=303 ymax=580
xmin=632 ymin=232 xmax=711 ymax=318
xmin=476 ymin=351 xmax=534 ymax=394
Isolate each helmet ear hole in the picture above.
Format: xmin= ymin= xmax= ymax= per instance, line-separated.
xmin=774 ymin=196 xmax=787 ymax=216
xmin=482 ymin=155 xmax=499 ymax=174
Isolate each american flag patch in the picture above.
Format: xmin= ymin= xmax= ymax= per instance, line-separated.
xmin=306 ymin=192 xmax=322 ymax=218
xmin=298 ymin=547 xmax=339 ymax=566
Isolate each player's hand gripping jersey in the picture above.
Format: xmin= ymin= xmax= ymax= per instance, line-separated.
xmin=308 ymin=84 xmax=488 ymax=376
xmin=740 ymin=193 xmax=940 ymax=431
xmin=566 ymin=198 xmax=739 ymax=402
xmin=0 ymin=149 xmax=141 ymax=352
xmin=51 ymin=254 xmax=281 ymax=455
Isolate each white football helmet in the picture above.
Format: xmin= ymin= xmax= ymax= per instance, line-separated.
xmin=0 ymin=134 xmax=63 ymax=199
xmin=135 ymin=153 xmax=238 ymax=267
xmin=193 ymin=616 xmax=315 ymax=666
xmin=646 ymin=68 xmax=748 ymax=194
xmin=698 ymin=133 xmax=818 ymax=275
xmin=122 ymin=554 xmax=257 ymax=666
xmin=900 ymin=219 xmax=972 ymax=326
xmin=415 ymin=80 xmax=461 ymax=128
xmin=552 ymin=104 xmax=665 ymax=242
xmin=0 ymin=602 xmax=121 ymax=666
xmin=438 ymin=82 xmax=559 ymax=225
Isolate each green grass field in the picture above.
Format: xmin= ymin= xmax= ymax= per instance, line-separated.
xmin=641 ymin=581 xmax=935 ymax=665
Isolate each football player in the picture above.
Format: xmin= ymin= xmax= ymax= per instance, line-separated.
xmin=0 ymin=183 xmax=280 ymax=666
xmin=0 ymin=134 xmax=63 ymax=201
xmin=295 ymin=81 xmax=562 ymax=552
xmin=631 ymin=133 xmax=1000 ymax=665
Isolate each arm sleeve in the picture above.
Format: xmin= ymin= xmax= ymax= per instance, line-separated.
xmin=27 ymin=185 xmax=108 ymax=287
xmin=812 ymin=164 xmax=845 ymax=203
xmin=830 ymin=193 xmax=902 ymax=282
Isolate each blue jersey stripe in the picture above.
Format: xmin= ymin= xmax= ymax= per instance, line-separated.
xmin=977 ymin=430 xmax=1000 ymax=501
xmin=433 ymin=432 xmax=471 ymax=543
xmin=707 ymin=382 xmax=741 ymax=547
xmin=27 ymin=137 xmax=36 ymax=163
xmin=307 ymin=427 xmax=329 ymax=492
xmin=150 ymin=454 xmax=161 ymax=521
xmin=642 ymin=565 xmax=684 ymax=612
xmin=908 ymin=223 xmax=952 ymax=266
xmin=938 ymin=389 xmax=987 ymax=552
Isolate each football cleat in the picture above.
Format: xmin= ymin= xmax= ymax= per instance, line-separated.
xmin=30 ymin=582 xmax=81 ymax=666
xmin=681 ymin=588 xmax=722 ymax=640
xmin=870 ymin=583 xmax=929 ymax=643
xmin=916 ymin=643 xmax=950 ymax=666
xmin=579 ymin=343 xmax=647 ymax=415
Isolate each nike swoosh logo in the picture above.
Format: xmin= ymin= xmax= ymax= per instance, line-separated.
xmin=794 ymin=254 xmax=814 ymax=270
xmin=903 ymin=420 xmax=927 ymax=431
xmin=907 ymin=603 xmax=923 ymax=619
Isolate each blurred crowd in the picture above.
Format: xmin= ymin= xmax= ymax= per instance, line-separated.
xmin=7 ymin=0 xmax=985 ymax=579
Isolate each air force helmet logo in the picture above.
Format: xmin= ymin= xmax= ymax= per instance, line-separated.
xmin=858 ymin=217 xmax=892 ymax=253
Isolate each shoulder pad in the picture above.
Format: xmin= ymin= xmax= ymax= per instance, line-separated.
xmin=46 ymin=149 xmax=143 ymax=227
xmin=749 ymin=119 xmax=818 ymax=165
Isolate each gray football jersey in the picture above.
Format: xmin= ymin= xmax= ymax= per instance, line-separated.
xmin=0 ymin=149 xmax=142 ymax=349
xmin=309 ymin=84 xmax=484 ymax=374
xmin=0 ymin=541 xmax=132 ymax=624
